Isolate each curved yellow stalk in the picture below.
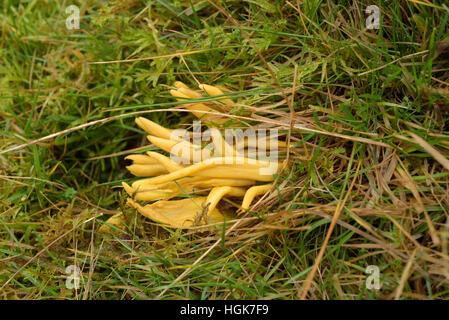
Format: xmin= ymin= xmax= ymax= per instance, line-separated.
xmin=204 ymin=186 xmax=246 ymax=214
xmin=142 ymin=157 xmax=279 ymax=185
xmin=124 ymin=154 xmax=158 ymax=165
xmin=199 ymin=84 xmax=234 ymax=106
xmin=136 ymin=158 xmax=219 ymax=185
xmin=146 ymin=135 xmax=178 ymax=152
xmin=174 ymin=81 xmax=189 ymax=89
xmin=146 ymin=151 xmax=184 ymax=172
xmin=240 ymin=184 xmax=273 ymax=213
xmin=170 ymin=89 xmax=227 ymax=123
xmin=135 ymin=117 xmax=174 ymax=140
xmin=126 ymin=164 xmax=168 ymax=177
xmin=177 ymin=87 xmax=202 ymax=99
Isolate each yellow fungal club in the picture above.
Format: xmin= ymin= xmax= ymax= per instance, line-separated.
xmin=114 ymin=81 xmax=287 ymax=230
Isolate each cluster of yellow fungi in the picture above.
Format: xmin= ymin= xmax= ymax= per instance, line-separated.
xmin=101 ymin=81 xmax=287 ymax=232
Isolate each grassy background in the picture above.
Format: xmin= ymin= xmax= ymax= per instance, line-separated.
xmin=1 ymin=0 xmax=449 ymax=299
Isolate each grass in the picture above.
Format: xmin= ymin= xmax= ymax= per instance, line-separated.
xmin=1 ymin=0 xmax=449 ymax=300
